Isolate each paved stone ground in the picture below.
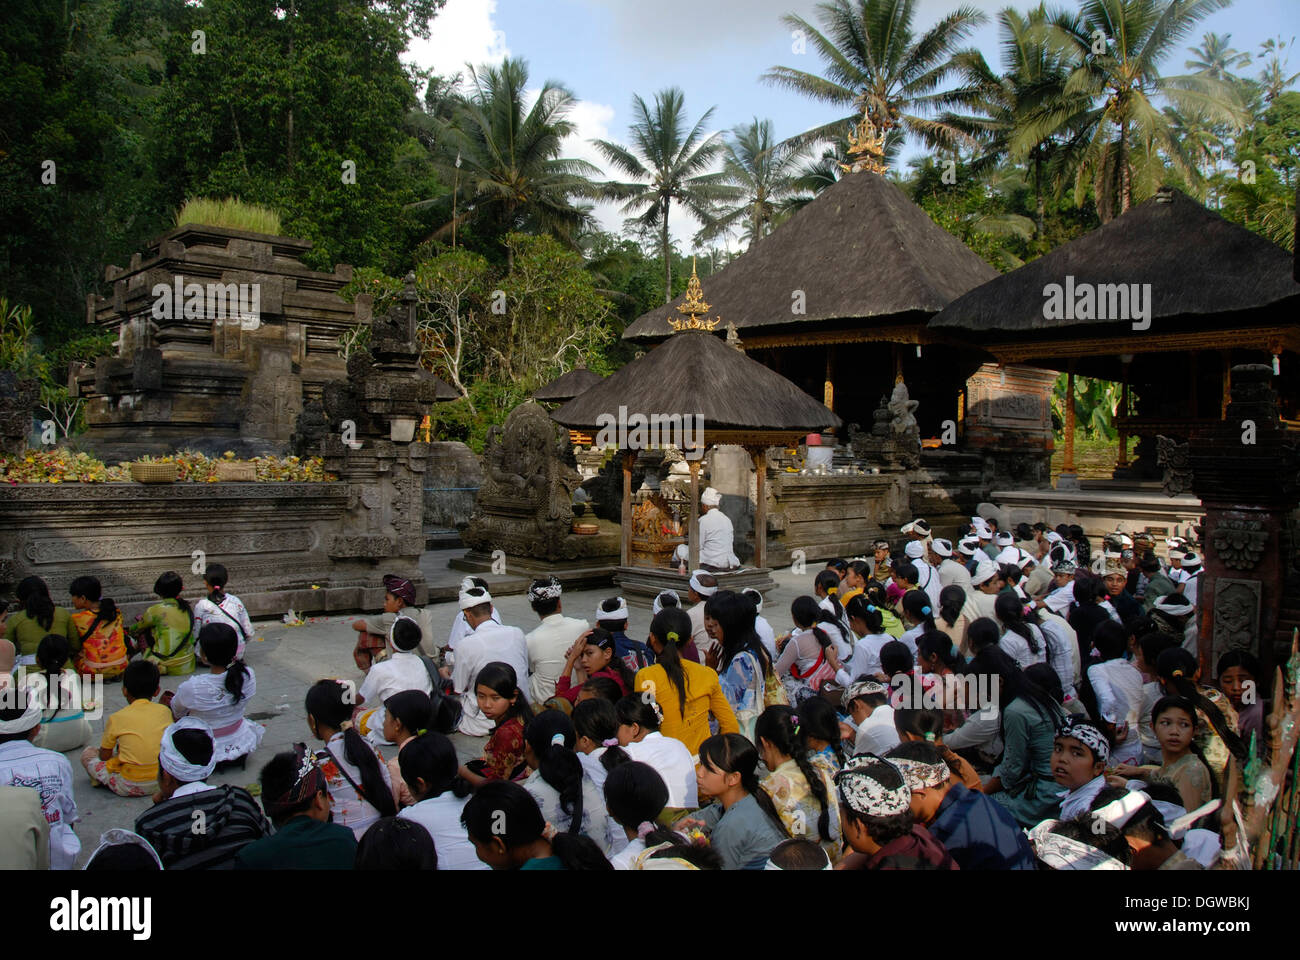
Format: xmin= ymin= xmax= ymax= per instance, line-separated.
xmin=66 ymin=551 xmax=808 ymax=866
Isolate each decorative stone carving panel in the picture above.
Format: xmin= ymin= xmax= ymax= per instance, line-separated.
xmin=1212 ymin=578 xmax=1261 ymax=663
xmin=1211 ymin=518 xmax=1268 ymax=571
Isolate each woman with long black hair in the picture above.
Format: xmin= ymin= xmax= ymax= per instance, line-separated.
xmin=707 ymin=590 xmax=773 ymax=741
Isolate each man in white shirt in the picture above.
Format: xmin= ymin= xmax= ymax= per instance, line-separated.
xmin=1036 ymin=555 xmax=1079 ymax=617
xmin=697 ymin=487 xmax=739 ymax=570
xmin=445 ymin=577 xmax=501 ymax=652
xmin=904 ymin=540 xmax=941 ymax=608
xmin=448 ymin=584 xmax=530 ymax=737
xmin=1177 ymin=553 xmax=1203 ymax=607
xmin=686 ymin=571 xmax=718 ymax=659
xmin=843 ymin=681 xmax=900 ymax=756
xmin=900 ymin=518 xmax=931 ymax=543
xmin=357 ymin=618 xmax=433 ymax=744
xmin=0 ymin=693 xmax=79 ymax=869
xmin=929 ymin=538 xmax=970 ymax=592
xmin=523 ymin=577 xmax=589 ymax=704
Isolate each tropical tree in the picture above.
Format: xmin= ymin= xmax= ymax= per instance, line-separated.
xmin=413 ymin=58 xmax=600 ymax=268
xmin=1017 ymin=0 xmax=1251 ymax=223
xmin=1185 ymin=31 xmax=1252 ymax=81
xmin=700 ymin=119 xmax=814 ymax=249
xmin=762 ymin=0 xmax=988 ymax=168
xmin=592 ymin=88 xmax=736 ymax=302
xmin=1258 ymin=36 xmax=1300 ymax=103
xmin=942 ymin=4 xmax=1084 ymax=241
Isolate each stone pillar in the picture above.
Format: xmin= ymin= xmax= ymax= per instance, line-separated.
xmin=1173 ymin=364 xmax=1300 ymax=688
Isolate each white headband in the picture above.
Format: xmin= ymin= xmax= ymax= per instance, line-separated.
xmin=688 ymin=572 xmax=717 ymax=597
xmin=652 ymin=590 xmax=680 ymax=615
xmin=701 ymin=487 xmax=722 ymax=507
xmin=996 ymin=532 xmax=1014 ymax=547
xmin=158 ymin=717 xmax=217 ymax=783
xmin=1154 ymin=595 xmax=1194 ymax=617
xmin=84 ymin=829 xmax=164 ymax=870
xmin=904 ymin=541 xmax=926 ymax=560
xmin=930 ymin=538 xmax=953 ymax=558
xmin=958 ymin=537 xmax=979 ymax=556
xmin=459 ymin=584 xmax=493 ymax=610
xmin=742 ymin=589 xmax=764 ymax=614
xmin=0 ymin=680 xmax=42 ymax=734
xmin=971 ymin=559 xmax=998 ymax=586
xmin=597 ymin=597 xmax=629 ymax=622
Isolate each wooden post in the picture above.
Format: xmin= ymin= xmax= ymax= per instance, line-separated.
xmin=1222 ymin=351 xmax=1232 ymax=419
xmin=752 ymin=446 xmax=767 ymax=569
xmin=688 ymin=459 xmax=701 ymax=571
xmin=1117 ymin=361 xmax=1130 ymax=470
xmin=620 ymin=451 xmax=633 ymax=568
xmin=1059 ymin=362 xmax=1079 ymax=490
xmin=823 ymin=348 xmax=834 ymax=411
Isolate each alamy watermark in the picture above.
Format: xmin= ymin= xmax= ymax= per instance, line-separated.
xmin=1042 ymin=275 xmax=1151 ymax=331
xmin=4 ymin=670 xmax=103 ymax=720
xmin=888 ymin=673 xmax=1000 ymax=716
xmin=594 ymin=406 xmax=704 ymax=460
xmin=152 ymin=276 xmax=261 ymax=330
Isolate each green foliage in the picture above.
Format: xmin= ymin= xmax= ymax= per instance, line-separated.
xmin=1051 ymin=372 xmax=1121 ymax=441
xmin=176 ymin=197 xmax=283 ymax=234
xmin=0 ymin=298 xmax=48 ymax=382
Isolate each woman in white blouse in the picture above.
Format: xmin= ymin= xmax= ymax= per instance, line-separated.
xmin=398 ymin=732 xmax=488 ymax=870
xmin=615 ymin=697 xmax=697 ymax=810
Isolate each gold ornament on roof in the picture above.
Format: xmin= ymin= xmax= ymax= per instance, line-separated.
xmin=841 ymin=100 xmax=888 ymax=176
xmin=670 ymin=259 xmax=722 ymax=332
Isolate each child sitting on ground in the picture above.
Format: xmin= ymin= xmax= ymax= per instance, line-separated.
xmin=458 ymin=662 xmax=533 ymax=785
xmin=32 ymin=634 xmax=91 ymax=752
xmin=163 ymin=624 xmax=264 ymax=769
xmin=382 ymin=689 xmax=457 ymax=808
xmin=350 ymin=574 xmax=421 ymax=671
xmin=69 ymin=576 xmax=128 ymax=679
xmin=131 ymin=571 xmax=196 ymax=676
xmin=192 ymin=563 xmax=254 ymax=661
xmin=81 ymin=660 xmax=173 ymax=797
xmin=0 ymin=699 xmax=80 ymax=869
xmin=603 ymin=760 xmax=673 ymax=869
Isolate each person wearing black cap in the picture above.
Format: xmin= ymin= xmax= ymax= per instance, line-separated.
xmin=351 ymin=573 xmax=421 ymax=671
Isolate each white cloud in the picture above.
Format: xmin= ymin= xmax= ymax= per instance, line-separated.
xmin=403 ymin=0 xmax=510 ymax=80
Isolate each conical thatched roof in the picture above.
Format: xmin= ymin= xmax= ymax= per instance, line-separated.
xmin=532 ymin=365 xmax=605 ymax=403
xmin=930 ymin=188 xmax=1300 ymax=338
xmin=552 ymin=329 xmax=841 ymax=434
xmin=622 ymin=172 xmax=998 ymax=343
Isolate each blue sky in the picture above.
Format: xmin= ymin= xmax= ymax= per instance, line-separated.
xmin=406 ymin=0 xmax=1300 ymax=246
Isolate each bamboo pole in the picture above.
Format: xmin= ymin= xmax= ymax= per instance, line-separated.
xmin=688 ymin=459 xmax=701 ymax=572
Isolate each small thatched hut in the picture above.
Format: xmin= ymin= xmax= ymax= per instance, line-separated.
xmin=532 ymin=365 xmax=605 ymax=404
xmin=555 ymin=274 xmax=841 ymax=572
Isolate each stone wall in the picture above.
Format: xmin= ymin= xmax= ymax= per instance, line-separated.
xmin=0 ymin=481 xmax=416 ymax=620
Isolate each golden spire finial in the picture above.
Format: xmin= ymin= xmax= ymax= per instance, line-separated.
xmin=841 ymin=99 xmax=888 ymax=175
xmin=670 ymin=259 xmax=721 ymax=332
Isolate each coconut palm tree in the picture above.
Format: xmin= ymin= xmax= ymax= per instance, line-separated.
xmin=1016 ymin=0 xmax=1250 ymax=223
xmin=1185 ymin=32 xmax=1252 ymax=81
xmin=592 ymin=88 xmax=737 ymax=302
xmin=762 ymin=0 xmax=988 ymax=167
xmin=941 ymin=4 xmax=1084 ymax=241
xmin=698 ymin=119 xmax=814 ymax=249
xmin=410 ymin=58 xmax=600 ymax=268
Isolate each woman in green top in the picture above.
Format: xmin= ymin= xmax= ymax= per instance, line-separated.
xmin=968 ymin=621 xmax=1065 ymax=828
xmin=131 ymin=572 xmax=196 ymax=675
xmin=461 ymin=780 xmax=611 ymax=870
xmin=5 ymin=576 xmax=77 ymax=663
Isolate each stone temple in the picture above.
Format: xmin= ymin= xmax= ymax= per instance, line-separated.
xmin=73 ymin=224 xmax=369 ymax=461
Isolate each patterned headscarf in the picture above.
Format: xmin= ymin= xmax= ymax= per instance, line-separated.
xmin=1027 ymin=820 xmax=1127 ymax=870
xmin=842 ymin=679 xmax=888 ymax=710
xmin=528 ymin=577 xmax=562 ymax=603
xmin=382 ymin=574 xmax=416 ymax=605
xmin=264 ymin=743 xmax=328 ymax=821
xmin=1057 ymin=717 xmax=1110 ymax=764
xmin=889 ymin=755 xmax=951 ymax=791
xmin=835 ymin=756 xmax=911 ymax=818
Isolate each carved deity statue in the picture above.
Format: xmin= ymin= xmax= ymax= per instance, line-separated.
xmin=888 ymin=381 xmax=920 ymax=445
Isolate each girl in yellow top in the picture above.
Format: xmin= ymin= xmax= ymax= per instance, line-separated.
xmin=634 ymin=607 xmax=738 ymax=755
xmin=837 ymin=560 xmax=870 ymax=612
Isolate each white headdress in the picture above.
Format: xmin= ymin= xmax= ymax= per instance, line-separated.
xmin=158 ymin=716 xmax=217 ymax=784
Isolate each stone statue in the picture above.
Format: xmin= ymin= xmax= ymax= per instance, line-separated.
xmin=888 ymin=381 xmax=920 ymax=442
xmin=462 ymin=401 xmax=587 ymax=560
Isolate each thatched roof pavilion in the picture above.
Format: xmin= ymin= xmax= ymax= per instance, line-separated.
xmin=621 ymin=172 xmax=999 ymax=438
xmin=929 ymin=186 xmax=1300 ymax=479
xmin=555 ymin=267 xmax=841 ymax=571
xmin=532 ymin=365 xmax=605 ymax=404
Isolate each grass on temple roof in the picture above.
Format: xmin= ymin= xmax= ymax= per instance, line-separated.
xmin=175 ymin=197 xmax=282 ymax=235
